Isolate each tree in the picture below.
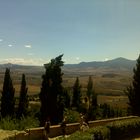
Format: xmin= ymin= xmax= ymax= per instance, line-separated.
xmin=72 ymin=77 xmax=82 ymax=111
xmin=17 ymin=74 xmax=28 ymax=119
xmin=39 ymin=55 xmax=64 ymax=126
xmin=126 ymin=54 xmax=140 ymax=116
xmin=86 ymin=76 xmax=97 ymax=120
xmin=1 ymin=68 xmax=15 ymax=117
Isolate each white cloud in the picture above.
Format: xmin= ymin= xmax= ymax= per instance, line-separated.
xmin=3 ymin=58 xmax=26 ymax=64
xmin=0 ymin=39 xmax=3 ymax=42
xmin=8 ymin=44 xmax=13 ymax=47
xmin=104 ymin=58 xmax=109 ymax=61
xmin=25 ymin=45 xmax=32 ymax=48
xmin=76 ymin=57 xmax=80 ymax=60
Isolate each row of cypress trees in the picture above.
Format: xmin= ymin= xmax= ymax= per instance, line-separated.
xmin=0 ymin=55 xmax=97 ymax=126
xmin=1 ymin=54 xmax=140 ymax=126
xmin=0 ymin=68 xmax=28 ymax=119
xmin=39 ymin=54 xmax=98 ymax=126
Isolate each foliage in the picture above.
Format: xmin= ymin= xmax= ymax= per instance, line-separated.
xmin=39 ymin=54 xmax=64 ymax=126
xmin=1 ymin=68 xmax=15 ymax=117
xmin=87 ymin=126 xmax=110 ymax=140
xmin=58 ymin=131 xmax=91 ymax=140
xmin=72 ymin=77 xmax=82 ymax=111
xmin=126 ymin=54 xmax=140 ymax=115
xmin=86 ymin=76 xmax=98 ymax=121
xmin=107 ymin=118 xmax=140 ymax=140
xmin=58 ymin=126 xmax=110 ymax=140
xmin=63 ymin=109 xmax=80 ymax=123
xmin=0 ymin=116 xmax=39 ymax=130
xmin=17 ymin=74 xmax=29 ymax=119
xmin=99 ymin=103 xmax=124 ymax=119
xmin=58 ymin=118 xmax=140 ymax=140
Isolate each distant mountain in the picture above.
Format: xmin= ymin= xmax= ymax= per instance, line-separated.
xmin=0 ymin=57 xmax=136 ymax=75
xmin=0 ymin=63 xmax=44 ymax=74
xmin=64 ymin=57 xmax=136 ymax=70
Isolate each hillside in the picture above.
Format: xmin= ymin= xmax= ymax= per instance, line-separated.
xmin=0 ymin=57 xmax=136 ymax=74
xmin=63 ymin=57 xmax=136 ymax=75
xmin=0 ymin=57 xmax=136 ymax=96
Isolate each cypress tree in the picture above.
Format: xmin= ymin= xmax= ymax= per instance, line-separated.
xmin=17 ymin=74 xmax=28 ymax=119
xmin=87 ymin=76 xmax=94 ymax=107
xmin=126 ymin=54 xmax=140 ymax=115
xmin=72 ymin=77 xmax=82 ymax=111
xmin=86 ymin=76 xmax=97 ymax=120
xmin=1 ymin=68 xmax=15 ymax=117
xmin=40 ymin=55 xmax=64 ymax=126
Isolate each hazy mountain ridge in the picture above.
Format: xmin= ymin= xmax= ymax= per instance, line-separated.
xmin=0 ymin=57 xmax=136 ymax=74
xmin=64 ymin=57 xmax=136 ymax=69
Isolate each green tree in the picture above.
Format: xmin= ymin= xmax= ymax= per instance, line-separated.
xmin=87 ymin=76 xmax=94 ymax=107
xmin=1 ymin=68 xmax=15 ymax=117
xmin=126 ymin=54 xmax=140 ymax=116
xmin=86 ymin=76 xmax=97 ymax=120
xmin=17 ymin=74 xmax=28 ymax=119
xmin=72 ymin=77 xmax=82 ymax=111
xmin=39 ymin=55 xmax=64 ymax=126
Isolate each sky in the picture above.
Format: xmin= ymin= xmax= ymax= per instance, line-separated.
xmin=0 ymin=0 xmax=140 ymax=65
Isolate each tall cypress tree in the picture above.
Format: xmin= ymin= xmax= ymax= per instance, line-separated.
xmin=17 ymin=74 xmax=28 ymax=119
xmin=86 ymin=76 xmax=97 ymax=120
xmin=1 ymin=68 xmax=15 ymax=117
xmin=126 ymin=54 xmax=140 ymax=115
xmin=72 ymin=77 xmax=82 ymax=111
xmin=87 ymin=76 xmax=94 ymax=106
xmin=40 ymin=55 xmax=64 ymax=126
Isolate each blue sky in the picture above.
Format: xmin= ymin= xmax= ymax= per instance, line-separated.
xmin=0 ymin=0 xmax=140 ymax=65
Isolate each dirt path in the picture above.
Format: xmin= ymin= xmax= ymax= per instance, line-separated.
xmin=0 ymin=129 xmax=20 ymax=140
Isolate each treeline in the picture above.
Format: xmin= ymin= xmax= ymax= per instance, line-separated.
xmin=0 ymin=68 xmax=28 ymax=119
xmin=0 ymin=54 xmax=140 ymax=129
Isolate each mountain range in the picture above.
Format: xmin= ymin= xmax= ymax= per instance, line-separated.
xmin=0 ymin=57 xmax=136 ymax=75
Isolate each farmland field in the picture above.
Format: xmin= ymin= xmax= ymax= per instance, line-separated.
xmin=0 ymin=66 xmax=131 ymax=109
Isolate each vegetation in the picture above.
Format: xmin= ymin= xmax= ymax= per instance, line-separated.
xmin=86 ymin=76 xmax=98 ymax=120
xmin=58 ymin=118 xmax=140 ymax=140
xmin=0 ymin=54 xmax=139 ymax=133
xmin=0 ymin=116 xmax=39 ymax=130
xmin=1 ymin=68 xmax=15 ymax=117
xmin=72 ymin=77 xmax=82 ymax=111
xmin=39 ymin=54 xmax=64 ymax=125
xmin=17 ymin=74 xmax=29 ymax=119
xmin=126 ymin=54 xmax=140 ymax=116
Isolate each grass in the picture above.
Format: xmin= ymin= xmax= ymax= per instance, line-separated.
xmin=0 ymin=116 xmax=39 ymax=130
xmin=58 ymin=118 xmax=140 ymax=140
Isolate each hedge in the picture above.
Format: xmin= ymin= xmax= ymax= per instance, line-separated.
xmin=58 ymin=117 xmax=140 ymax=140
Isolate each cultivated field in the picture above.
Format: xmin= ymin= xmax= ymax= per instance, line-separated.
xmin=0 ymin=66 xmax=132 ymax=109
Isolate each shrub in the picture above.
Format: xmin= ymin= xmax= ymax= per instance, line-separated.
xmin=0 ymin=117 xmax=18 ymax=130
xmin=0 ymin=116 xmax=39 ymax=130
xmin=63 ymin=109 xmax=80 ymax=123
xmin=58 ymin=131 xmax=91 ymax=140
xmin=87 ymin=126 xmax=110 ymax=140
xmin=18 ymin=116 xmax=39 ymax=130
xmin=107 ymin=118 xmax=140 ymax=140
xmin=58 ymin=118 xmax=140 ymax=140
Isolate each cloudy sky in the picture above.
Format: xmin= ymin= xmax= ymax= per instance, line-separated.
xmin=0 ymin=0 xmax=140 ymax=65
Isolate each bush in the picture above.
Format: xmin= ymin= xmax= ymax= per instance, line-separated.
xmin=0 ymin=117 xmax=18 ymax=130
xmin=63 ymin=109 xmax=80 ymax=123
xmin=107 ymin=118 xmax=140 ymax=140
xmin=0 ymin=116 xmax=39 ymax=130
xmin=58 ymin=118 xmax=140 ymax=140
xmin=58 ymin=126 xmax=110 ymax=140
xmin=58 ymin=131 xmax=91 ymax=140
xmin=87 ymin=126 xmax=110 ymax=140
